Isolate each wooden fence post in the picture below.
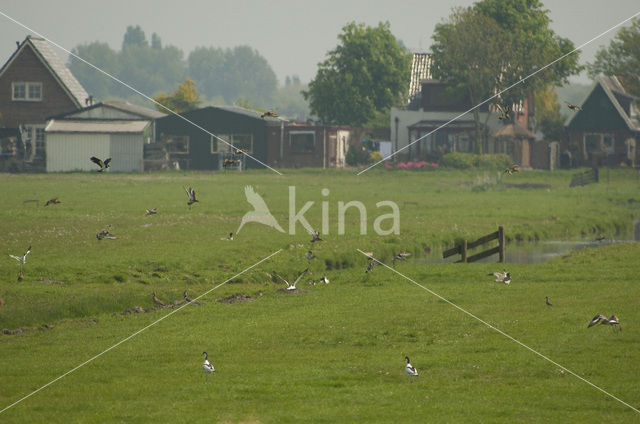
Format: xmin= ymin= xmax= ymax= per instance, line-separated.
xmin=498 ymin=226 xmax=505 ymax=263
xmin=461 ymin=240 xmax=468 ymax=263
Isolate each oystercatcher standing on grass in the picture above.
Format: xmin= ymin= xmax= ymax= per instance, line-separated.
xmin=405 ymin=356 xmax=419 ymax=380
xmin=202 ymin=352 xmax=216 ymax=375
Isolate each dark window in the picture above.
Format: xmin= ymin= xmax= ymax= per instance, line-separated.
xmin=290 ymin=132 xmax=315 ymax=153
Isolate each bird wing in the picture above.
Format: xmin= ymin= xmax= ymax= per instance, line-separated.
xmin=272 ymin=272 xmax=290 ymax=286
xmin=588 ymin=314 xmax=603 ymax=327
xmin=9 ymin=255 xmax=21 ymax=262
xmin=104 ymin=158 xmax=112 ymax=166
xmin=293 ymin=268 xmax=309 ymax=285
xmin=90 ymin=156 xmax=103 ymax=167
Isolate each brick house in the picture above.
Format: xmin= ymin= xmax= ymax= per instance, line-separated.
xmin=0 ymin=35 xmax=88 ymax=170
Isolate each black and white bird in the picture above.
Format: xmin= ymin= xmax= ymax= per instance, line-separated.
xmin=606 ymin=315 xmax=621 ymax=332
xmin=365 ymin=259 xmax=377 ymax=273
xmin=588 ymin=314 xmax=607 ymax=328
xmin=405 ymin=356 xmax=419 ymax=379
xmin=305 ymin=250 xmax=315 ymax=262
xmin=223 ymin=158 xmax=240 ymax=169
xmin=202 ymin=352 xmax=216 ymax=374
xmin=145 ymin=208 xmax=157 ymax=216
xmin=9 ymin=245 xmax=31 ymax=266
xmin=545 ymin=296 xmax=553 ymax=307
xmin=392 ymin=252 xmax=411 ymax=265
xmin=184 ymin=187 xmax=199 ymax=207
xmin=504 ymin=164 xmax=520 ymax=175
xmin=309 ymin=230 xmax=324 ymax=243
xmin=319 ymin=276 xmax=329 ymax=284
xmin=274 ymin=268 xmax=308 ymax=291
xmin=496 ymin=103 xmax=511 ymax=120
xmin=90 ymin=156 xmax=111 ymax=172
xmin=44 ymin=197 xmax=61 ymax=206
xmin=221 ymin=232 xmax=234 ymax=241
xmin=96 ymin=228 xmax=117 ymax=240
xmin=491 ymin=270 xmax=511 ymax=284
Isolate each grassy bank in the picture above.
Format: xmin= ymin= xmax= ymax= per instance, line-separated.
xmin=0 ymin=168 xmax=639 ymax=422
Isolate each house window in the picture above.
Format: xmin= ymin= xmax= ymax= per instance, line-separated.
xmin=290 ymin=132 xmax=315 ymax=153
xmin=584 ymin=133 xmax=615 ymax=154
xmin=12 ymin=82 xmax=42 ymax=101
xmin=162 ymin=135 xmax=189 ymax=153
xmin=211 ymin=134 xmax=253 ymax=154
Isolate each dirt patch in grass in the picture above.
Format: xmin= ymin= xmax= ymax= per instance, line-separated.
xmin=217 ymin=293 xmax=255 ymax=303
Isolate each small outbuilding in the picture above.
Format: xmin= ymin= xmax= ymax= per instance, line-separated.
xmin=491 ymin=122 xmax=536 ymax=168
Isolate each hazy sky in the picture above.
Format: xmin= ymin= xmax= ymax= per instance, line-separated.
xmin=1 ymin=1 xmax=639 ymax=86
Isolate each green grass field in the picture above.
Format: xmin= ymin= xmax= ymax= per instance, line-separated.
xmin=1 ymin=168 xmax=639 ymax=423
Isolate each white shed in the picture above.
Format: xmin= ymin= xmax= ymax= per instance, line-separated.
xmin=45 ymin=120 xmax=149 ymax=172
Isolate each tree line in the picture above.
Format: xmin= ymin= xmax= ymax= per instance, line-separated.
xmin=68 ymin=25 xmax=309 ymax=119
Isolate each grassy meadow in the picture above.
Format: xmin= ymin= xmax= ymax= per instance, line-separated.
xmin=1 ymin=168 xmax=639 ymax=422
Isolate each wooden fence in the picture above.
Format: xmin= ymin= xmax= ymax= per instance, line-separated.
xmin=443 ymin=226 xmax=505 ymax=263
xmin=570 ymin=168 xmax=599 ymax=187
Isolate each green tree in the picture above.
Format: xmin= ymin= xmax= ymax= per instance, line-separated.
xmin=534 ymin=84 xmax=565 ymax=140
xmin=69 ymin=41 xmax=122 ymax=100
xmin=122 ymin=25 xmax=147 ymax=49
xmin=304 ymin=21 xmax=411 ymax=126
xmin=274 ymin=75 xmax=310 ymax=122
xmin=431 ymin=8 xmax=510 ymax=152
xmin=153 ymin=77 xmax=202 ymax=113
xmin=588 ymin=18 xmax=640 ymax=95
xmin=473 ymin=0 xmax=582 ymax=106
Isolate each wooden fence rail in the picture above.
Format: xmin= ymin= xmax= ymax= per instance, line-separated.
xmin=443 ymin=226 xmax=505 ymax=263
xmin=570 ymin=168 xmax=599 ymax=187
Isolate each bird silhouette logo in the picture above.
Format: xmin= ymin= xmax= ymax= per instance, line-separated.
xmin=236 ymin=185 xmax=285 ymax=234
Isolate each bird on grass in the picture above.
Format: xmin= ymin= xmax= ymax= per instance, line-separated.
xmin=405 ymin=356 xmax=419 ymax=380
xmin=392 ymin=252 xmax=411 ymax=265
xmin=145 ymin=208 xmax=157 ymax=216
xmin=221 ymin=232 xmax=234 ymax=241
xmin=490 ymin=270 xmax=511 ymax=284
xmin=44 ymin=197 xmax=61 ymax=206
xmin=274 ymin=268 xmax=308 ymax=291
xmin=319 ymin=276 xmax=329 ymax=284
xmin=90 ymin=156 xmax=111 ymax=172
xmin=309 ymin=230 xmax=324 ymax=243
xmin=545 ymin=296 xmax=553 ymax=307
xmin=504 ymin=164 xmax=520 ymax=175
xmin=9 ymin=246 xmax=31 ymax=266
xmin=565 ymin=101 xmax=582 ymax=112
xmin=305 ymin=250 xmax=315 ymax=262
xmin=152 ymin=291 xmax=165 ymax=307
xmin=202 ymin=352 xmax=216 ymax=374
xmin=17 ymin=270 xmax=24 ymax=282
xmin=261 ymin=110 xmax=279 ymax=118
xmin=96 ymin=227 xmax=117 ymax=240
xmin=496 ymin=103 xmax=511 ymax=120
xmin=184 ymin=187 xmax=199 ymax=207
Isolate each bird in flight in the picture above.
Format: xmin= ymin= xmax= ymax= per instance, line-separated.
xmin=145 ymin=208 xmax=157 ymax=216
xmin=273 ymin=268 xmax=308 ymax=291
xmin=588 ymin=314 xmax=621 ymax=331
xmin=90 ymin=156 xmax=111 ymax=172
xmin=9 ymin=245 xmax=31 ymax=266
xmin=490 ymin=270 xmax=511 ymax=284
xmin=184 ymin=187 xmax=198 ymax=207
xmin=309 ymin=230 xmax=324 ymax=243
xmin=565 ymin=101 xmax=582 ymax=112
xmin=405 ymin=356 xmax=419 ymax=379
xmin=496 ymin=103 xmax=511 ymax=120
xmin=392 ymin=252 xmax=411 ymax=265
xmin=223 ymin=158 xmax=240 ymax=169
xmin=261 ymin=110 xmax=279 ymax=118
xmin=44 ymin=197 xmax=61 ymax=206
xmin=504 ymin=164 xmax=520 ymax=175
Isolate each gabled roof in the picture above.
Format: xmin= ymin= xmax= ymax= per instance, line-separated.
xmin=0 ymin=35 xmax=88 ymax=108
xmin=564 ymin=75 xmax=640 ymax=132
xmin=407 ymin=53 xmax=433 ymax=109
xmin=49 ymin=101 xmax=166 ymax=120
xmin=45 ymin=119 xmax=149 ymax=133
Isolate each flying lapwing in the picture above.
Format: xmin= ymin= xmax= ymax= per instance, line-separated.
xmin=90 ymin=156 xmax=111 ymax=172
xmin=184 ymin=187 xmax=199 ymax=207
